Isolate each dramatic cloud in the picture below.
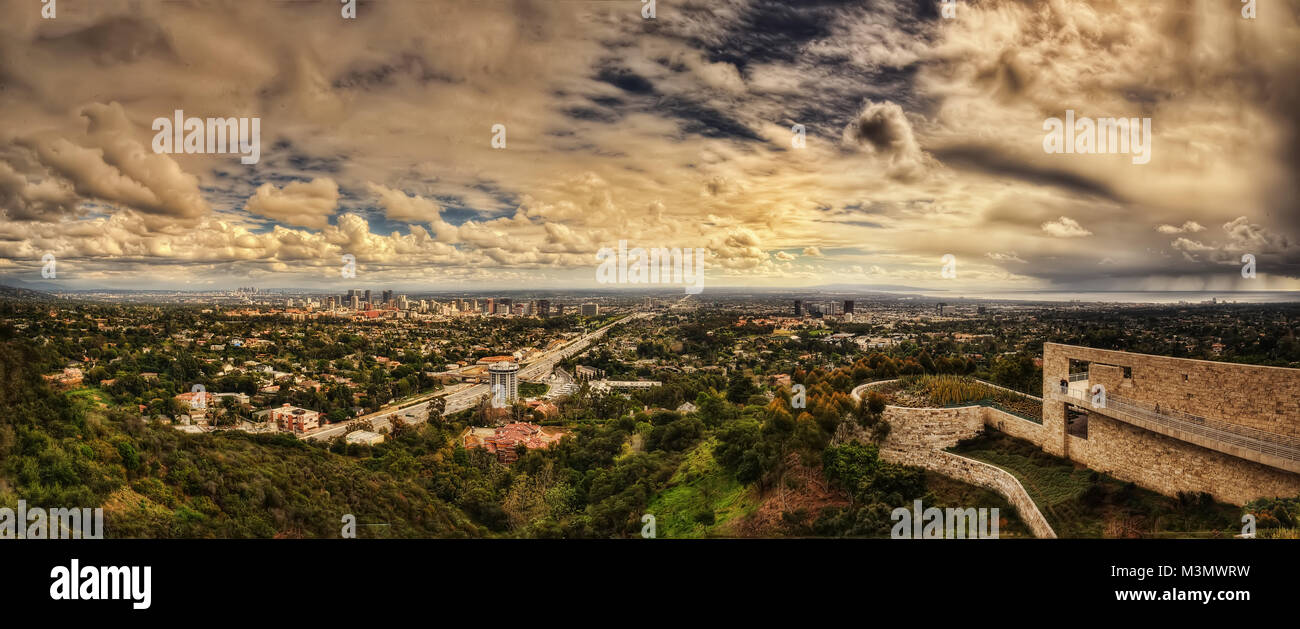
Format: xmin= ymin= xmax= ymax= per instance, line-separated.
xmin=841 ymin=100 xmax=929 ymax=180
xmin=244 ymin=179 xmax=339 ymax=229
xmin=0 ymin=1 xmax=1293 ymax=292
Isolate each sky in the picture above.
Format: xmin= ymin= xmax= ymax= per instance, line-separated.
xmin=0 ymin=0 xmax=1297 ymax=294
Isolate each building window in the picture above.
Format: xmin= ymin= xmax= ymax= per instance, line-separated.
xmin=1122 ymin=366 xmax=1132 ymax=379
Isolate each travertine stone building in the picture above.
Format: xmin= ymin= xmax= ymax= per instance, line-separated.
xmin=1041 ymin=343 xmax=1300 ymax=505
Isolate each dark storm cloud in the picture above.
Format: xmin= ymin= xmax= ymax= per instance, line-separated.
xmin=933 ymin=144 xmax=1123 ymax=202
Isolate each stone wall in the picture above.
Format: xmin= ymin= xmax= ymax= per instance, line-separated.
xmin=1043 ymin=343 xmax=1300 ymax=436
xmin=878 ymin=404 xmax=1056 ymax=538
xmin=1067 ymin=413 xmax=1300 ymax=505
xmin=879 ymin=405 xmax=984 ymax=452
xmin=983 ymin=407 xmax=1046 ymax=446
xmin=880 ymin=447 xmax=1056 ymax=538
xmin=1042 ymin=343 xmax=1300 ymax=505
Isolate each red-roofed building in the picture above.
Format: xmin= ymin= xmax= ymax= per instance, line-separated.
xmin=474 ymin=422 xmax=563 ymax=463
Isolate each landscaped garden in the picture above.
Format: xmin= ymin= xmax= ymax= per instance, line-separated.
xmin=869 ymin=375 xmax=1042 ymax=423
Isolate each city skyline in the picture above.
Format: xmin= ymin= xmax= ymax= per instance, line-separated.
xmin=1 ymin=1 xmax=1298 ymax=294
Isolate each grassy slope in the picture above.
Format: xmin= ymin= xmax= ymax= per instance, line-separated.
xmin=951 ymin=429 xmax=1241 ymax=538
xmin=921 ymin=472 xmax=1031 ymax=538
xmin=646 ymin=438 xmax=761 ymax=538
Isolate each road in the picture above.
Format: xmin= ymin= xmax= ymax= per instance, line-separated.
xmin=302 ymin=314 xmax=639 ymax=441
xmin=517 ymin=315 xmax=637 ymax=381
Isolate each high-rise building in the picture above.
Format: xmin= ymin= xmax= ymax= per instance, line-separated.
xmin=363 ymin=289 xmax=372 ymax=305
xmin=844 ymin=300 xmax=855 ymax=314
xmin=581 ymin=303 xmax=599 ymax=317
xmin=382 ymin=289 xmax=394 ymax=305
xmin=794 ymin=300 xmax=803 ymax=316
xmin=349 ymin=295 xmax=360 ymax=310
xmin=484 ymin=298 xmax=495 ymax=314
xmin=537 ymin=299 xmax=550 ymax=318
xmin=488 ymin=361 xmax=519 ymax=406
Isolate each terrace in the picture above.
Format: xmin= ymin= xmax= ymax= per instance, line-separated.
xmin=1049 ymin=381 xmax=1300 ymax=474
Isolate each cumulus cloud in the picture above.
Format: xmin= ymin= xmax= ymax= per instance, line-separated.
xmin=841 ymin=100 xmax=928 ymax=180
xmin=366 ymin=182 xmax=459 ymax=242
xmin=0 ymin=162 xmax=79 ymax=221
xmin=1041 ymin=216 xmax=1092 ymax=238
xmin=1156 ymin=221 xmax=1205 ymax=234
xmin=244 ymin=179 xmax=339 ymax=229
xmin=13 ymin=102 xmax=208 ymax=225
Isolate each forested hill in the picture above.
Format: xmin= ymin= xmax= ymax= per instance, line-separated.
xmin=0 ymin=340 xmax=481 ymax=538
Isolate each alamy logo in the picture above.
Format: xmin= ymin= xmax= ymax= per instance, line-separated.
xmin=641 ymin=514 xmax=656 ymax=538
xmin=1043 ymin=110 xmax=1151 ymax=165
xmin=1240 ymin=514 xmax=1256 ymax=538
xmin=152 ymin=109 xmax=261 ymax=164
xmin=50 ymin=559 xmax=151 ymax=610
xmin=1091 ymin=383 xmax=1107 ymax=408
xmin=891 ymin=500 xmax=999 ymax=539
xmin=940 ymin=253 xmax=957 ymax=279
xmin=595 ymin=240 xmax=707 ymax=295
xmin=1241 ymin=253 xmax=1256 ymax=278
xmin=0 ymin=501 xmax=103 ymax=539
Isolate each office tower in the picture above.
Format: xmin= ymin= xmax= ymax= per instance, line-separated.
xmin=382 ymin=289 xmax=393 ymax=305
xmin=844 ymin=300 xmax=855 ymax=314
xmin=488 ymin=361 xmax=519 ymax=405
xmin=349 ymin=295 xmax=360 ymax=310
xmin=537 ymin=299 xmax=550 ymax=318
xmin=363 ymin=289 xmax=372 ymax=305
xmin=581 ymin=303 xmax=598 ymax=317
xmin=794 ymin=299 xmax=802 ymax=316
xmin=484 ymin=298 xmax=495 ymax=314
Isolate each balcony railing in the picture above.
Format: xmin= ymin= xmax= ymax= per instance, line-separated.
xmin=1051 ymin=385 xmax=1300 ymax=467
xmin=1067 ymin=372 xmax=1090 ymax=382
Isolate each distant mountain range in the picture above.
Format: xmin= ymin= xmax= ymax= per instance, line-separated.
xmin=0 ymin=283 xmax=56 ymax=300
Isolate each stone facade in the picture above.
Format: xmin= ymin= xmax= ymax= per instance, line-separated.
xmin=1042 ymin=343 xmax=1300 ymax=505
xmin=1043 ymin=343 xmax=1300 ymax=436
xmin=1063 ymin=411 xmax=1300 ymax=506
xmin=851 ymin=354 xmax=1300 ymax=523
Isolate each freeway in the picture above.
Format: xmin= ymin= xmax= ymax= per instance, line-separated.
xmin=301 ymin=314 xmax=639 ymax=441
xmin=518 ymin=315 xmax=634 ymax=381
